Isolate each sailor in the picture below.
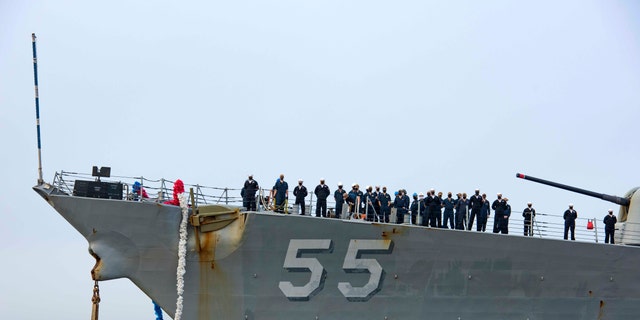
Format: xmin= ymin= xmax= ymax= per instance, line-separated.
xmin=410 ymin=193 xmax=420 ymax=225
xmin=241 ymin=187 xmax=247 ymax=208
xmin=455 ymin=193 xmax=469 ymax=230
xmin=422 ymin=190 xmax=433 ymax=226
xmin=435 ymin=191 xmax=443 ymax=227
xmin=442 ymin=192 xmax=456 ymax=229
xmin=373 ymin=186 xmax=381 ymax=218
xmin=478 ymin=193 xmax=490 ymax=232
xmin=363 ymin=186 xmax=377 ymax=221
xmin=394 ymin=190 xmax=408 ymax=224
xmin=604 ymin=209 xmax=617 ymax=244
xmin=401 ymin=190 xmax=411 ymax=223
xmin=522 ymin=202 xmax=536 ymax=236
xmin=347 ymin=184 xmax=362 ymax=217
xmin=492 ymin=193 xmax=505 ymax=233
xmin=334 ymin=182 xmax=346 ymax=219
xmin=563 ymin=204 xmax=578 ymax=240
xmin=418 ymin=193 xmax=426 ymax=225
xmin=271 ymin=174 xmax=288 ymax=213
xmin=314 ymin=179 xmax=331 ymax=217
xmin=498 ymin=198 xmax=511 ymax=234
xmin=428 ymin=189 xmax=441 ymax=228
xmin=243 ymin=174 xmax=259 ymax=211
xmin=378 ymin=186 xmax=392 ymax=223
xmin=293 ymin=179 xmax=308 ymax=215
xmin=468 ymin=189 xmax=483 ymax=231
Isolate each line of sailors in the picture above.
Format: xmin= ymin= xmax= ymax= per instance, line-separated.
xmin=241 ymin=175 xmax=538 ymax=236
xmin=343 ymin=186 xmax=519 ymax=234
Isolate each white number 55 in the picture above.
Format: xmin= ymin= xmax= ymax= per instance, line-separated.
xmin=279 ymin=239 xmax=393 ymax=301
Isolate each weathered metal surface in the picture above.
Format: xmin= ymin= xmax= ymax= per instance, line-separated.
xmin=34 ymin=184 xmax=640 ymax=319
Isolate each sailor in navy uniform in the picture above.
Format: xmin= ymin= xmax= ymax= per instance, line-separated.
xmin=293 ymin=179 xmax=308 ymax=215
xmin=604 ymin=209 xmax=617 ymax=244
xmin=522 ymin=202 xmax=536 ymax=236
xmin=468 ymin=189 xmax=483 ymax=231
xmin=423 ymin=191 xmax=433 ymax=226
xmin=363 ymin=186 xmax=377 ymax=221
xmin=455 ymin=193 xmax=469 ymax=230
xmin=314 ymin=179 xmax=331 ymax=217
xmin=478 ymin=193 xmax=490 ymax=232
xmin=409 ymin=193 xmax=423 ymax=225
xmin=428 ymin=190 xmax=441 ymax=228
xmin=243 ymin=174 xmax=259 ymax=211
xmin=492 ymin=193 xmax=505 ymax=233
xmin=334 ymin=183 xmax=346 ymax=219
xmin=373 ymin=186 xmax=382 ymax=219
xmin=498 ymin=198 xmax=511 ymax=234
xmin=394 ymin=190 xmax=408 ymax=224
xmin=272 ymin=174 xmax=288 ymax=213
xmin=563 ymin=204 xmax=578 ymax=240
xmin=378 ymin=187 xmax=392 ymax=223
xmin=442 ymin=192 xmax=456 ymax=229
xmin=348 ymin=184 xmax=363 ymax=217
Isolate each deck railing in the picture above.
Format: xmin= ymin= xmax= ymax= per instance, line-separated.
xmin=51 ymin=171 xmax=637 ymax=244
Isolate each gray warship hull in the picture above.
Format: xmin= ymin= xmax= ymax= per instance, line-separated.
xmin=34 ymin=184 xmax=640 ymax=320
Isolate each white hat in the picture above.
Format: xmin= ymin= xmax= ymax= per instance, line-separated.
xmin=527 ymin=202 xmax=532 ymax=205
xmin=338 ymin=182 xmax=343 ymax=186
xmin=608 ymin=209 xmax=613 ymax=213
xmin=298 ymin=179 xmax=303 ymax=182
xmin=569 ymin=203 xmax=573 ymax=207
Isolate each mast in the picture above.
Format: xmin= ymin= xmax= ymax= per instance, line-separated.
xmin=32 ymin=33 xmax=44 ymax=185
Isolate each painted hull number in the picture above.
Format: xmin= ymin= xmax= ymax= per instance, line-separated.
xmin=279 ymin=239 xmax=393 ymax=301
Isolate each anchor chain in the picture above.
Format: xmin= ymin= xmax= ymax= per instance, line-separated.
xmin=91 ymin=280 xmax=100 ymax=320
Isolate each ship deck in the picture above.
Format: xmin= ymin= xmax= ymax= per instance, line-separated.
xmin=50 ymin=170 xmax=640 ymax=244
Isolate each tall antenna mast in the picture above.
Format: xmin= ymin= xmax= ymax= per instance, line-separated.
xmin=32 ymin=33 xmax=44 ymax=185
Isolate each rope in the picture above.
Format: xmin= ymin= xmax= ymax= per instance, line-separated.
xmin=175 ymin=193 xmax=188 ymax=320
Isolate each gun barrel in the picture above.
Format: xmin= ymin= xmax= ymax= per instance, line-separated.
xmin=516 ymin=173 xmax=630 ymax=207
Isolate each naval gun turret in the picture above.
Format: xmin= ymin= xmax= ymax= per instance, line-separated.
xmin=516 ymin=173 xmax=640 ymax=245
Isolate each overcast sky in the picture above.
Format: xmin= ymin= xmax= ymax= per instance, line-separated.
xmin=2 ymin=0 xmax=639 ymax=319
